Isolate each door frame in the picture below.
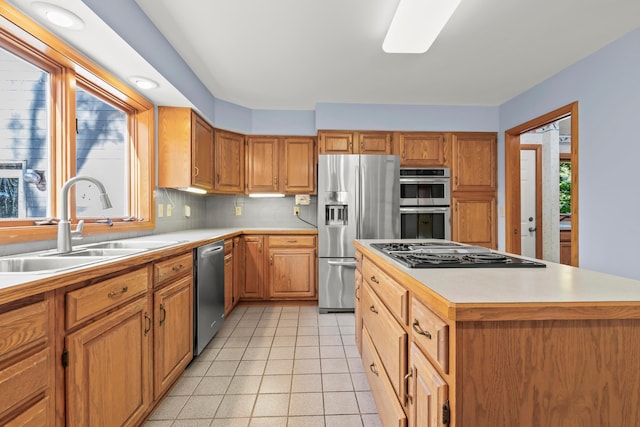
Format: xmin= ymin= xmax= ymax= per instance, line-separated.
xmin=504 ymin=101 xmax=579 ymax=266
xmin=520 ymin=144 xmax=542 ymax=259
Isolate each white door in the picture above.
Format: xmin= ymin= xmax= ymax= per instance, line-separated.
xmin=520 ymin=149 xmax=537 ymax=258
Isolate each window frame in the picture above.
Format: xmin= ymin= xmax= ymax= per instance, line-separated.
xmin=0 ymin=3 xmax=155 ymax=244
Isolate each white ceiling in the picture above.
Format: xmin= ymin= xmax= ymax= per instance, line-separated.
xmin=6 ymin=0 xmax=640 ymax=111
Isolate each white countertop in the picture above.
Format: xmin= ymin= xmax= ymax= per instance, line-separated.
xmin=356 ymin=239 xmax=640 ymax=304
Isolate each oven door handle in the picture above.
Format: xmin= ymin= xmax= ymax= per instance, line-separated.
xmin=399 ymin=178 xmax=450 ymax=184
xmin=400 ymin=207 xmax=450 ymax=213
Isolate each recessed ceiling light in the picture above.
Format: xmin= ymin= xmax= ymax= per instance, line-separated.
xmin=129 ymin=76 xmax=159 ymax=90
xmin=32 ymin=2 xmax=84 ymax=30
xmin=383 ymin=0 xmax=462 ymax=54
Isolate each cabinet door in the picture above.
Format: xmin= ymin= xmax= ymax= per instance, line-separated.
xmin=66 ymin=297 xmax=151 ymax=427
xmin=318 ymin=131 xmax=354 ymax=154
xmin=408 ymin=342 xmax=449 ymax=427
xmin=267 ymin=247 xmax=316 ymax=299
xmin=358 ymin=131 xmax=392 ymax=154
xmin=215 ymin=129 xmax=245 ymax=193
xmin=233 ymin=236 xmax=243 ymax=308
xmin=397 ymin=133 xmax=446 ymax=167
xmin=354 ymin=267 xmax=363 ymax=354
xmin=241 ymin=236 xmax=264 ymax=299
xmin=452 ymin=192 xmax=497 ymax=249
xmin=224 ymin=252 xmax=234 ymax=315
xmin=281 ymin=137 xmax=315 ymax=194
xmin=246 ymin=137 xmax=279 ymax=193
xmin=191 ymin=111 xmax=214 ymax=190
xmin=451 ymin=132 xmax=497 ymax=192
xmin=154 ymin=276 xmax=193 ymax=399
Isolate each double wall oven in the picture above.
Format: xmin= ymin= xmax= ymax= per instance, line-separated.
xmin=399 ymin=168 xmax=451 ymax=240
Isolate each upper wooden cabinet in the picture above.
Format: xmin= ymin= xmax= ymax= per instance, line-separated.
xmin=246 ymin=136 xmax=315 ymax=194
xmin=318 ymin=130 xmax=392 ymax=155
xmin=158 ymin=107 xmax=214 ymax=191
xmin=394 ymin=132 xmax=448 ymax=167
xmin=451 ymin=132 xmax=497 ymax=192
xmin=214 ymin=129 xmax=245 ymax=193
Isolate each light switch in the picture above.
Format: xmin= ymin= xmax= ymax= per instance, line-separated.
xmin=158 ymin=203 xmax=163 ymax=217
xmin=166 ymin=204 xmax=172 ymax=217
xmin=184 ymin=205 xmax=191 ymax=217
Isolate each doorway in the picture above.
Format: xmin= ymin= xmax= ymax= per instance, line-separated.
xmin=520 ymin=145 xmax=541 ymax=259
xmin=505 ymin=102 xmax=579 ymax=266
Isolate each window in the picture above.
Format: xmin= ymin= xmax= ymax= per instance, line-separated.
xmin=0 ymin=5 xmax=155 ymax=244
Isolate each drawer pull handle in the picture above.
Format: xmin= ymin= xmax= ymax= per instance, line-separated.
xmin=287 ymin=239 xmax=297 ymax=243
xmin=404 ymin=367 xmax=414 ymax=405
xmin=160 ymin=304 xmax=167 ymax=326
xmin=370 ymin=275 xmax=379 ymax=284
xmin=412 ymin=319 xmax=432 ymax=339
xmin=144 ymin=312 xmax=151 ymax=336
xmin=369 ymin=305 xmax=378 ymax=314
xmin=369 ymin=362 xmax=379 ymax=376
xmin=108 ymin=286 xmax=128 ymax=298
xmin=355 ymin=285 xmax=360 ymax=301
xmin=172 ymin=264 xmax=184 ymax=272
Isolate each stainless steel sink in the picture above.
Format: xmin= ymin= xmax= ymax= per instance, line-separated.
xmin=83 ymin=240 xmax=180 ymax=250
xmin=42 ymin=248 xmax=145 ymax=257
xmin=0 ymin=256 xmax=108 ymax=274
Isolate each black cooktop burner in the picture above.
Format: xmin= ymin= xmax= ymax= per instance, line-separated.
xmin=370 ymin=242 xmax=546 ymax=268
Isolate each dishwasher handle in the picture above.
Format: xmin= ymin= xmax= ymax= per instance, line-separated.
xmin=200 ymin=246 xmax=224 ymax=257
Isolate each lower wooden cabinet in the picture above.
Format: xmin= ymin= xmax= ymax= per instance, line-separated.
xmin=153 ymin=275 xmax=193 ymax=399
xmin=65 ymin=296 xmax=152 ymax=427
xmin=407 ymin=342 xmax=449 ymax=427
xmin=240 ymin=235 xmax=265 ymax=300
xmin=354 ymin=259 xmax=363 ymax=354
xmin=560 ymin=229 xmax=572 ymax=265
xmin=224 ymin=247 xmax=234 ymax=315
xmin=0 ymin=296 xmax=54 ymax=427
xmin=267 ymin=235 xmax=316 ymax=300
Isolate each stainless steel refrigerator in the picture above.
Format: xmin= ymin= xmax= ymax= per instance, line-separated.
xmin=317 ymin=154 xmax=400 ymax=313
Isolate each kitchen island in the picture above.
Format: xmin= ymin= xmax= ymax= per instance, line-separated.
xmin=354 ymin=239 xmax=640 ymax=427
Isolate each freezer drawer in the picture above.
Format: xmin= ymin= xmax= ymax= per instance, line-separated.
xmin=318 ymin=258 xmax=356 ymax=313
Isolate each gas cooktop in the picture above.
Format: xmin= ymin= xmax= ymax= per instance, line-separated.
xmin=371 ymin=242 xmax=546 ymax=268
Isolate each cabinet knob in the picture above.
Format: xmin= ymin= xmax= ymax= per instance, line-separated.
xmin=194 ymin=166 xmax=199 ymax=177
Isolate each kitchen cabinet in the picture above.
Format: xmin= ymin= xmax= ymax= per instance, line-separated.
xmin=214 ymin=129 xmax=245 ymax=193
xmin=152 ymin=252 xmax=193 ymax=400
xmin=232 ymin=236 xmax=242 ymax=309
xmin=354 ymin=250 xmax=363 ymax=354
xmin=451 ymin=132 xmax=496 ymax=192
xmin=450 ymin=132 xmax=497 ymax=249
xmin=318 ymin=130 xmax=392 ymax=154
xmin=266 ymin=235 xmax=317 ymax=300
xmin=64 ymin=267 xmax=152 ymax=427
xmin=246 ymin=136 xmax=315 ymax=194
xmin=0 ymin=295 xmax=55 ymax=426
xmin=240 ymin=235 xmax=265 ymax=300
xmin=451 ymin=192 xmax=497 ymax=249
xmin=394 ymin=132 xmax=448 ymax=167
xmin=224 ymin=239 xmax=234 ymax=315
xmin=158 ymin=107 xmax=214 ymax=191
xmin=407 ymin=342 xmax=449 ymax=427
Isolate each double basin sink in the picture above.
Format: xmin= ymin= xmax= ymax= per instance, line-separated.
xmin=0 ymin=240 xmax=182 ymax=274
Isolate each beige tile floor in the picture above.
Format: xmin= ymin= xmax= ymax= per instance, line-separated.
xmin=144 ymin=305 xmax=382 ymax=427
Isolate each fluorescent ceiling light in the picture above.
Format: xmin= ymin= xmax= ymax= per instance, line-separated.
xmin=383 ymin=0 xmax=462 ymax=54
xmin=129 ymin=76 xmax=159 ymax=90
xmin=248 ymin=193 xmax=285 ymax=198
xmin=32 ymin=2 xmax=84 ymax=30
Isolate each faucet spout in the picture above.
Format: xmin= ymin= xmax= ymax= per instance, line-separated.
xmin=57 ymin=176 xmax=112 ymax=253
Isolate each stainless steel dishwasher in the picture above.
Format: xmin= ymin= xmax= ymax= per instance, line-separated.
xmin=194 ymin=240 xmax=225 ymax=356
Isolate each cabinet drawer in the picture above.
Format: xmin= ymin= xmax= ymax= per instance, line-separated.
xmin=224 ymin=239 xmax=233 ymax=254
xmin=66 ymin=268 xmax=149 ymax=329
xmin=154 ymin=252 xmax=193 ymax=287
xmin=268 ymin=235 xmax=316 ymax=248
xmin=0 ymin=348 xmax=49 ymax=419
xmin=0 ymin=300 xmax=48 ymax=360
xmin=363 ymin=282 xmax=407 ymax=398
xmin=363 ymin=258 xmax=408 ymax=324
xmin=412 ymin=297 xmax=449 ymax=374
xmin=355 ymin=251 xmax=363 ymax=272
xmin=362 ymin=327 xmax=407 ymax=427
xmin=3 ymin=396 xmax=50 ymax=427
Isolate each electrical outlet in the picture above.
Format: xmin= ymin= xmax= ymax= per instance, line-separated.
xmin=235 ymin=206 xmax=242 ymax=216
xmin=293 ymin=206 xmax=300 ymax=216
xmin=166 ymin=204 xmax=172 ymax=217
xmin=184 ymin=205 xmax=191 ymax=217
xmin=158 ymin=203 xmax=163 ymax=217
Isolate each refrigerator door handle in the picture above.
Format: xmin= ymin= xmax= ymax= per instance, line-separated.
xmin=327 ymin=260 xmax=357 ymax=268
